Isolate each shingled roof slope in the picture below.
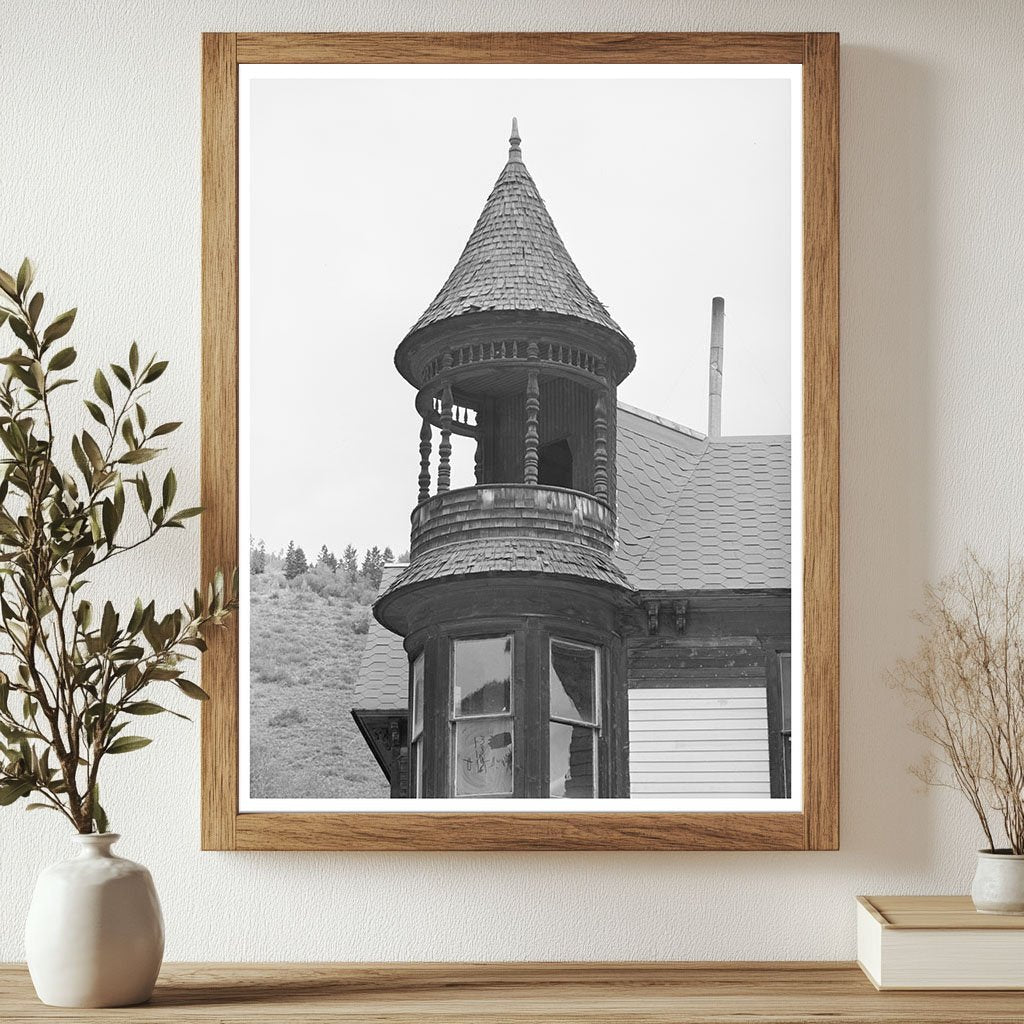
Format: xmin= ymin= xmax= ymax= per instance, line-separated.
xmin=352 ymin=565 xmax=409 ymax=710
xmin=615 ymin=404 xmax=706 ymax=580
xmin=618 ymin=415 xmax=791 ymax=590
xmin=406 ymin=123 xmax=629 ymax=342
xmin=379 ymin=537 xmax=627 ymax=600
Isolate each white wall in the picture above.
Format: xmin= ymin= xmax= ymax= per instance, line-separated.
xmin=2 ymin=0 xmax=1022 ymax=961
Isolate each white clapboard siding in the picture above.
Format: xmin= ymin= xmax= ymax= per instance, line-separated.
xmin=628 ymin=687 xmax=770 ymax=798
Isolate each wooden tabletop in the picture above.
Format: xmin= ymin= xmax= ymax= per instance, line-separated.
xmin=3 ymin=962 xmax=1024 ymax=1023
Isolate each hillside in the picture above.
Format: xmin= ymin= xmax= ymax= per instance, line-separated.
xmin=248 ymin=566 xmax=389 ymax=799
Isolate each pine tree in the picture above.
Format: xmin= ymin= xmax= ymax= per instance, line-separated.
xmin=249 ymin=537 xmax=266 ymax=575
xmin=382 ymin=546 xmax=394 ymax=564
xmin=283 ymin=540 xmax=308 ymax=579
xmin=317 ymin=544 xmax=337 ymax=572
xmin=360 ymin=545 xmax=384 ymax=588
xmin=342 ymin=544 xmax=358 ymax=581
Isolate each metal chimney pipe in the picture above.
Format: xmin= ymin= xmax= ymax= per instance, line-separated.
xmin=708 ymin=296 xmax=725 ymax=438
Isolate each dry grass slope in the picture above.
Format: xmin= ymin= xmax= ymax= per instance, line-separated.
xmin=249 ymin=567 xmax=388 ymax=799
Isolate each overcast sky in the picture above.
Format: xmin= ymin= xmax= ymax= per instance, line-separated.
xmin=245 ymin=72 xmax=794 ymax=558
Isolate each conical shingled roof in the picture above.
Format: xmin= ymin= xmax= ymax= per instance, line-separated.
xmin=405 ymin=120 xmax=631 ymax=346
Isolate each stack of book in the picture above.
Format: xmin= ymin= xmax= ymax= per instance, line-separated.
xmin=857 ymin=895 xmax=1024 ymax=990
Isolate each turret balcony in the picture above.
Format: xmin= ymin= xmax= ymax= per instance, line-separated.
xmin=410 ymin=485 xmax=616 ymax=562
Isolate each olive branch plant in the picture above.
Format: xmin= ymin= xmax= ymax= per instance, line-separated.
xmin=0 ymin=259 xmax=236 ymax=834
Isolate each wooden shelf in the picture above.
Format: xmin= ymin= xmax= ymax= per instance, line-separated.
xmin=4 ymin=962 xmax=1024 ymax=1022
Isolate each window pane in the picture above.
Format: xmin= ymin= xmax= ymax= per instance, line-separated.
xmin=550 ymin=641 xmax=597 ymax=724
xmin=549 ymin=722 xmax=596 ymax=798
xmin=412 ymin=654 xmax=424 ymax=738
xmin=454 ymin=718 xmax=513 ymax=796
xmin=453 ymin=636 xmax=512 ymax=715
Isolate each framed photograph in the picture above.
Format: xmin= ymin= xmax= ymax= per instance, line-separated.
xmin=202 ymin=32 xmax=838 ymax=850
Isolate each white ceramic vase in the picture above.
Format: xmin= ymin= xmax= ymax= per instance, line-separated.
xmin=971 ymin=850 xmax=1024 ymax=914
xmin=25 ymin=833 xmax=164 ymax=1007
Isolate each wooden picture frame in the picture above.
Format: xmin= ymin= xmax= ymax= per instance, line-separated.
xmin=201 ymin=32 xmax=838 ymax=851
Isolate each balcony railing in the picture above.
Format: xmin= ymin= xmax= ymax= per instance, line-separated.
xmin=410 ymin=485 xmax=616 ymax=562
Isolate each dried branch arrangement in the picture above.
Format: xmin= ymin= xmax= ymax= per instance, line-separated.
xmin=895 ymin=552 xmax=1024 ymax=853
xmin=0 ymin=259 xmax=235 ymax=833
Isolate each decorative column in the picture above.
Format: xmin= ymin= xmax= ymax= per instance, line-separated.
xmin=437 ymin=384 xmax=453 ymax=493
xmin=524 ymin=342 xmax=540 ymax=485
xmin=593 ymin=372 xmax=609 ymax=502
xmin=417 ymin=418 xmax=432 ymax=503
xmin=474 ymin=436 xmax=484 ymax=484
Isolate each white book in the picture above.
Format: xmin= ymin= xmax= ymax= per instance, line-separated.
xmin=857 ymin=895 xmax=1024 ymax=990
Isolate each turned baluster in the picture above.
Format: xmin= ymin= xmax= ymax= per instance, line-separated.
xmin=437 ymin=384 xmax=453 ymax=493
xmin=417 ymin=418 xmax=432 ymax=503
xmin=594 ymin=374 xmax=610 ymax=502
xmin=524 ymin=342 xmax=540 ymax=486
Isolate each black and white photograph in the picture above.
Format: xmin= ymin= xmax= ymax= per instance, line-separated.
xmin=239 ymin=65 xmax=802 ymax=810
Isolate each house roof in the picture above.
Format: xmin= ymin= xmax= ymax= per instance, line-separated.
xmin=615 ymin=404 xmax=707 ymax=580
xmin=616 ymin=406 xmax=791 ymax=590
xmin=403 ymin=121 xmax=633 ymax=355
xmin=378 ymin=537 xmax=628 ymax=601
xmin=353 ymin=565 xmax=409 ymax=711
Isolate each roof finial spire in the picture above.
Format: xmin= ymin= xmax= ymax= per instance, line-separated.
xmin=508 ymin=116 xmax=522 ymax=162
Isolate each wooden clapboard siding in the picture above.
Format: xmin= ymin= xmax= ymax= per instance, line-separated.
xmin=628 ymin=687 xmax=770 ymax=798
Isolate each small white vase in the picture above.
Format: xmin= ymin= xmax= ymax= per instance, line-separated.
xmin=25 ymin=833 xmax=164 ymax=1007
xmin=971 ymin=849 xmax=1024 ymax=914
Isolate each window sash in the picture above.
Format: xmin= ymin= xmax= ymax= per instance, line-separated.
xmin=549 ymin=638 xmax=601 ymax=729
xmin=449 ymin=635 xmax=515 ymax=797
xmin=452 ymin=634 xmax=513 ymax=717
xmin=548 ymin=638 xmax=602 ymax=799
xmin=451 ymin=715 xmax=515 ymax=797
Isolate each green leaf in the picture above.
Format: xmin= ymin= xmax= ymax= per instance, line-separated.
xmin=9 ymin=317 xmax=31 ymax=344
xmin=0 ymin=269 xmax=18 ymax=300
xmin=93 ymin=369 xmax=113 ymax=408
xmin=48 ymin=346 xmax=77 ymax=371
xmin=42 ymin=308 xmax=77 ymax=343
xmin=27 ymin=292 xmax=43 ymax=328
xmin=110 ymin=363 xmax=131 ymax=388
xmin=71 ymin=435 xmax=92 ymax=482
xmin=124 ymin=700 xmax=188 ymax=722
xmin=162 ymin=468 xmax=176 ymax=508
xmin=101 ymin=498 xmax=117 ymax=547
xmin=83 ymin=400 xmax=106 ymax=427
xmin=25 ymin=802 xmax=61 ymax=813
xmin=168 ymin=507 xmax=202 ymax=524
xmin=100 ymin=601 xmax=117 ymax=647
xmin=81 ymin=431 xmax=105 ymax=472
xmin=142 ymin=360 xmax=168 ymax=383
xmin=175 ymin=679 xmax=210 ymax=701
xmin=121 ymin=418 xmax=137 ymax=449
xmin=150 ymin=421 xmax=182 ymax=438
xmin=0 ymin=779 xmax=33 ymax=805
xmin=105 ymin=735 xmax=152 ymax=755
xmin=136 ymin=473 xmax=152 ymax=513
xmin=16 ymin=258 xmax=34 ymax=298
xmin=136 ymin=404 xmax=147 ymax=432
xmin=91 ymin=785 xmax=108 ymax=834
xmin=118 ymin=448 xmax=158 ymax=465
xmin=129 ymin=342 xmax=139 ymax=375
